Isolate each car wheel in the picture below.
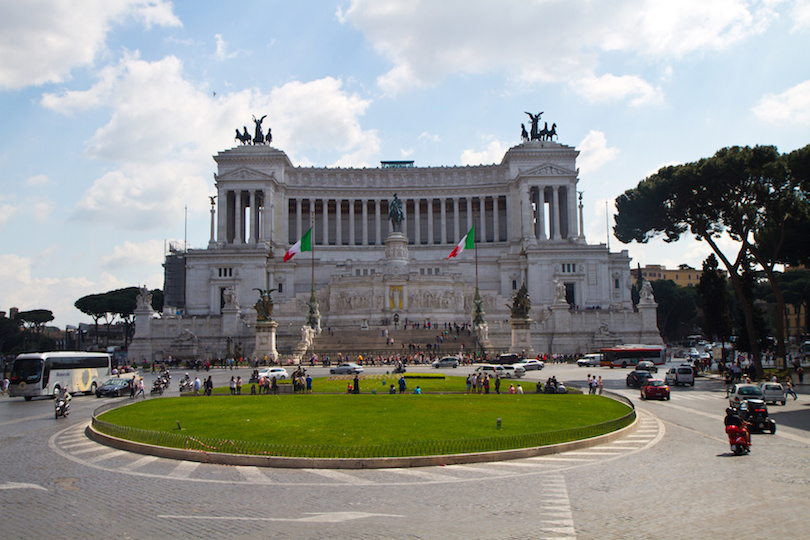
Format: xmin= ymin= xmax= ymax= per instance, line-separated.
xmin=770 ymin=424 xmax=776 ymax=434
xmin=666 ymin=394 xmax=671 ymax=400
xmin=330 ymin=370 xmax=335 ymax=374
xmin=622 ymin=361 xmax=627 ymax=368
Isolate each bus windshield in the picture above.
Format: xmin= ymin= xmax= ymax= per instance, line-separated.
xmin=9 ymin=358 xmax=43 ymax=384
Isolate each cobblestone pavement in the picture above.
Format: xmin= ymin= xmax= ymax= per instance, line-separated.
xmin=2 ymin=364 xmax=809 ymax=539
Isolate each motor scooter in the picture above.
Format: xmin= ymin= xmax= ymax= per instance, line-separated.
xmin=725 ymin=424 xmax=750 ymax=455
xmin=393 ymin=364 xmax=406 ymax=374
xmin=54 ymin=395 xmax=70 ymax=419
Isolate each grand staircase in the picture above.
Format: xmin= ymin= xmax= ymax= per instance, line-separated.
xmin=309 ymin=326 xmax=476 ymax=358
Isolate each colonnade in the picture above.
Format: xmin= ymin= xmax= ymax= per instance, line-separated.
xmin=217 ymin=189 xmax=273 ymax=245
xmin=524 ymin=185 xmax=578 ymax=241
xmin=286 ymin=195 xmax=508 ymax=246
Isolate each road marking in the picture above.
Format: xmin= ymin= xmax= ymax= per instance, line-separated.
xmin=0 ymin=482 xmax=48 ymax=491
xmin=301 ymin=468 xmax=375 ymax=485
xmin=168 ymin=460 xmax=200 ymax=478
xmin=235 ymin=466 xmax=271 ymax=484
xmin=87 ymin=449 xmax=128 ymax=463
xmin=385 ymin=468 xmax=457 ymax=482
xmin=120 ymin=455 xmax=159 ymax=471
xmin=157 ymin=512 xmax=403 ymax=523
xmin=60 ymin=441 xmax=97 ymax=450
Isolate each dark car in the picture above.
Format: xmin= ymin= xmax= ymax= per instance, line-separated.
xmin=738 ymin=399 xmax=776 ymax=434
xmin=636 ymin=360 xmax=658 ymax=373
xmin=626 ymin=370 xmax=654 ymax=388
xmin=640 ymin=378 xmax=670 ymax=400
xmin=95 ymin=378 xmax=131 ymax=398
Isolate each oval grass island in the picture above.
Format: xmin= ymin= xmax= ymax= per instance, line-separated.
xmin=88 ymin=375 xmax=637 ymax=469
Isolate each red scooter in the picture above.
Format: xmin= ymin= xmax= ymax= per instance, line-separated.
xmin=725 ymin=425 xmax=751 ymax=455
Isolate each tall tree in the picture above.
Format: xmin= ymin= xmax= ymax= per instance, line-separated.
xmin=74 ymin=294 xmax=110 ymax=346
xmin=650 ymin=280 xmax=699 ymax=343
xmin=15 ymin=309 xmax=54 ymax=336
xmin=615 ymin=145 xmax=809 ymax=378
xmin=695 ymin=254 xmax=732 ymax=345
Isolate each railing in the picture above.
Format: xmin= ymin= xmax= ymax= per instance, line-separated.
xmin=90 ymin=391 xmax=635 ymax=459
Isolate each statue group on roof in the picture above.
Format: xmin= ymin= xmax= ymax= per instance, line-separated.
xmin=235 ymin=115 xmax=273 ymax=146
xmin=522 ymin=111 xmax=557 ymax=142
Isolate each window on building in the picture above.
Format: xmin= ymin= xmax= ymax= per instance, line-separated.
xmin=277 ymin=283 xmax=283 ymax=293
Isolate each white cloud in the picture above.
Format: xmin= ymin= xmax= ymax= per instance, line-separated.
xmin=101 ymin=239 xmax=165 ymax=269
xmin=0 ymin=201 xmax=18 ymax=228
xmin=577 ymin=131 xmax=620 ymax=174
xmin=573 ymin=74 xmax=663 ymax=106
xmin=340 ymin=0 xmax=778 ymax=95
xmin=214 ymin=34 xmax=241 ymax=61
xmin=42 ymin=55 xmax=380 ymax=228
xmin=0 ymin=252 xmax=126 ymax=326
xmin=752 ymin=80 xmax=810 ymax=125
xmin=460 ymin=140 xmax=508 ymax=166
xmin=24 ymin=174 xmax=50 ymax=186
xmin=0 ymin=0 xmax=180 ymax=90
xmin=794 ymin=0 xmax=810 ymax=30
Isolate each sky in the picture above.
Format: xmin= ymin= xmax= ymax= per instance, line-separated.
xmin=1 ymin=0 xmax=809 ymax=328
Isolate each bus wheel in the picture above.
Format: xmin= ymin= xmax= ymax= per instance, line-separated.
xmin=24 ymin=396 xmax=32 ymax=401
xmin=86 ymin=382 xmax=97 ymax=396
xmin=621 ymin=361 xmax=627 ymax=368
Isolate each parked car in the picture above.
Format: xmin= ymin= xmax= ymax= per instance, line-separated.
xmin=728 ymin=383 xmax=763 ymax=409
xmin=515 ymin=359 xmax=544 ymax=371
xmin=626 ymin=370 xmax=654 ymax=388
xmin=636 ymin=360 xmax=658 ymax=373
xmin=432 ymin=356 xmax=459 ymax=368
xmin=665 ymin=365 xmax=695 ymax=386
xmin=95 ymin=378 xmax=131 ymax=398
xmin=640 ymin=379 xmax=670 ymax=400
xmin=491 ymin=353 xmax=522 ymax=365
xmin=330 ymin=363 xmax=364 ymax=375
xmin=474 ymin=364 xmax=525 ymax=378
xmin=759 ymin=382 xmax=786 ymax=405
xmin=576 ymin=353 xmax=603 ymax=367
xmin=258 ymin=367 xmax=289 ymax=380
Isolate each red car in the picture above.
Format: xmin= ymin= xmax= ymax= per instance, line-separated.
xmin=640 ymin=379 xmax=670 ymax=400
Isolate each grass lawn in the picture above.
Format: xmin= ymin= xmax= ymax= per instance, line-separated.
xmin=98 ymin=392 xmax=631 ymax=448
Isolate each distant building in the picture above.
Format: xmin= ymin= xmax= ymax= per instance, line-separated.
xmin=631 ymin=264 xmax=727 ymax=288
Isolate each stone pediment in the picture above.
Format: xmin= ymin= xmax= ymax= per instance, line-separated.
xmin=517 ymin=163 xmax=577 ymax=178
xmin=215 ymin=167 xmax=276 ymax=181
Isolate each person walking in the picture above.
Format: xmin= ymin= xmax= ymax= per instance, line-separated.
xmin=597 ymin=376 xmax=604 ymax=395
xmin=786 ymin=378 xmax=798 ymax=400
xmin=204 ymin=376 xmax=213 ymax=396
xmin=483 ymin=374 xmax=490 ymax=394
xmin=236 ymin=376 xmax=242 ymax=395
xmin=229 ymin=376 xmax=236 ymax=395
xmin=135 ymin=378 xmax=145 ymax=399
xmin=495 ymin=375 xmax=501 ymax=394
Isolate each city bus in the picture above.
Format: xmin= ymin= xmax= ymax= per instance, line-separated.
xmin=8 ymin=351 xmax=111 ymax=400
xmin=599 ymin=345 xmax=666 ymax=368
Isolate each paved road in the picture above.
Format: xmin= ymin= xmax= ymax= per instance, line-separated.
xmin=1 ymin=361 xmax=808 ymax=539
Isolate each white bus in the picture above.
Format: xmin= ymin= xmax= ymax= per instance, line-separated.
xmin=8 ymin=351 xmax=111 ymax=400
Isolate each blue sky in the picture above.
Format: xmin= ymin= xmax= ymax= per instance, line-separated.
xmin=1 ymin=0 xmax=809 ymax=327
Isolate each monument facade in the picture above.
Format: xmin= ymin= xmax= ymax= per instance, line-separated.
xmin=129 ymin=114 xmax=662 ymax=362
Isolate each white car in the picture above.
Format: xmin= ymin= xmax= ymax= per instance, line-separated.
xmin=728 ymin=383 xmax=763 ymax=409
xmin=515 ymin=359 xmax=544 ymax=371
xmin=432 ymin=356 xmax=459 ymax=368
xmin=759 ymin=382 xmax=786 ymax=405
xmin=330 ymin=363 xmax=364 ymax=375
xmin=258 ymin=367 xmax=289 ymax=380
xmin=576 ymin=353 xmax=603 ymax=367
xmin=474 ymin=364 xmax=525 ymax=378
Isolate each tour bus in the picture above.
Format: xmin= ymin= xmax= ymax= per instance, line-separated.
xmin=8 ymin=351 xmax=112 ymax=400
xmin=599 ymin=345 xmax=666 ymax=368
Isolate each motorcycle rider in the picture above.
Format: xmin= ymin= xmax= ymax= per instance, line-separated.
xmin=56 ymin=385 xmax=71 ymax=416
xmin=724 ymin=407 xmax=750 ymax=445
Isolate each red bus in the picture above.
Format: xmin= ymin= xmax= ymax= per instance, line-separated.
xmin=599 ymin=345 xmax=666 ymax=368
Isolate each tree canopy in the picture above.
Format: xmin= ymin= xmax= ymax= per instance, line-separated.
xmin=615 ymin=143 xmax=810 ymax=376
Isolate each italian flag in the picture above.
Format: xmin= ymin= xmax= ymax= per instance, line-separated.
xmin=447 ymin=226 xmax=475 ymax=259
xmin=283 ymin=228 xmax=312 ymax=262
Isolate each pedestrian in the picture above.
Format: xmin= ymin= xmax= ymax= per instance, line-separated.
xmin=471 ymin=375 xmax=478 ymax=393
xmin=466 ymin=374 xmax=472 ymax=394
xmin=229 ymin=376 xmax=236 ymax=395
xmin=1 ymin=376 xmax=9 ymax=394
xmin=798 ymin=366 xmax=804 ymax=384
xmin=516 ymin=384 xmax=523 ymax=394
xmin=508 ymin=384 xmax=515 ymax=394
xmin=786 ymin=378 xmax=798 ymax=400
xmin=135 ymin=378 xmax=145 ymax=399
xmin=193 ymin=377 xmax=201 ymax=396
xmin=597 ymin=376 xmax=603 ymax=395
xmin=353 ymin=374 xmax=360 ymax=394
xmin=204 ymin=375 xmax=213 ymax=396
xmin=495 ymin=375 xmax=501 ymax=394
xmin=398 ymin=375 xmax=407 ymax=394
xmin=236 ymin=376 xmax=242 ymax=395
xmin=129 ymin=377 xmax=135 ymax=398
xmin=484 ymin=374 xmax=490 ymax=394
xmin=306 ymin=373 xmax=312 ymax=393
xmin=271 ymin=376 xmax=278 ymax=395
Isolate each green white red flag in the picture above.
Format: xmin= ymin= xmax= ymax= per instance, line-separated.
xmin=283 ymin=227 xmax=312 ymax=262
xmin=447 ymin=226 xmax=475 ymax=259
